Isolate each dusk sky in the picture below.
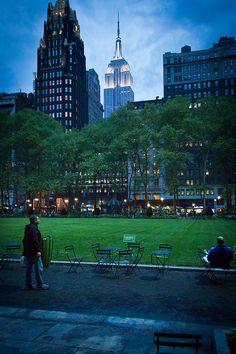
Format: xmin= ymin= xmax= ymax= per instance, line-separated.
xmin=0 ymin=0 xmax=236 ymax=102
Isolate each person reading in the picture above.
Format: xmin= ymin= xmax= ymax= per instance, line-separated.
xmin=207 ymin=236 xmax=233 ymax=269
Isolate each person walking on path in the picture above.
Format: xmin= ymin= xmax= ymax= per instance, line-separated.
xmin=22 ymin=215 xmax=48 ymax=290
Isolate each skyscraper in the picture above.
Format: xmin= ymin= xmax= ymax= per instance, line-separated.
xmin=86 ymin=69 xmax=103 ymax=124
xmin=104 ymin=16 xmax=134 ymax=118
xmin=35 ymin=0 xmax=87 ymax=130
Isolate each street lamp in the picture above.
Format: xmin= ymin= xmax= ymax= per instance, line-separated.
xmin=34 ymin=198 xmax=39 ymax=212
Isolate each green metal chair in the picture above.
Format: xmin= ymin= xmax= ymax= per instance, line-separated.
xmin=64 ymin=245 xmax=83 ymax=273
xmin=95 ymin=249 xmax=114 ymax=271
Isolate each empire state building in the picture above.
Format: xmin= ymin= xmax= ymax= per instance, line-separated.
xmin=104 ymin=16 xmax=134 ymax=118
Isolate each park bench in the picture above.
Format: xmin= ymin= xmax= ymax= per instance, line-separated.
xmin=154 ymin=331 xmax=202 ymax=353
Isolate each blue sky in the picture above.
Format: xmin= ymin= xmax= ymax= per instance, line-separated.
xmin=0 ymin=0 xmax=236 ymax=102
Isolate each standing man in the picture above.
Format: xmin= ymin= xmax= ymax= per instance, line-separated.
xmin=23 ymin=215 xmax=49 ymax=290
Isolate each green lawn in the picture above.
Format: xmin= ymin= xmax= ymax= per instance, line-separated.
xmin=0 ymin=217 xmax=235 ymax=267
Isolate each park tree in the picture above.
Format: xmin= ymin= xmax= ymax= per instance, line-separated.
xmin=13 ymin=109 xmax=64 ymax=211
xmin=79 ymin=120 xmax=112 ymax=209
xmin=0 ymin=112 xmax=15 ymax=211
xmin=184 ymin=97 xmax=227 ymax=209
xmin=158 ymin=124 xmax=190 ymax=212
xmin=210 ymin=97 xmax=236 ymax=213
xmin=109 ymin=105 xmax=153 ymax=213
xmin=150 ymin=98 xmax=191 ymax=212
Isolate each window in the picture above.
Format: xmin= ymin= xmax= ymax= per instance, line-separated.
xmin=178 ymin=189 xmax=185 ymax=196
xmin=186 ymin=180 xmax=194 ymax=186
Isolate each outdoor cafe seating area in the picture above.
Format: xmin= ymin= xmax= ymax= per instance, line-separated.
xmin=57 ymin=234 xmax=173 ymax=277
xmin=1 ymin=236 xmax=235 ymax=282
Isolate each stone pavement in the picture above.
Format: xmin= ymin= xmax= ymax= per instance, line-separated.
xmin=0 ymin=263 xmax=236 ymax=353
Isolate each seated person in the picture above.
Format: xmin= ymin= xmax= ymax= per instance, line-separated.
xmin=207 ymin=236 xmax=233 ymax=269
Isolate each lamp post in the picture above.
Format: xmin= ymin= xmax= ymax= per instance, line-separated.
xmin=64 ymin=199 xmax=69 ymax=210
xmin=34 ymin=198 xmax=39 ymax=213
xmin=74 ymin=197 xmax=78 ymax=209
xmin=214 ymin=198 xmax=217 ymax=215
xmin=192 ymin=203 xmax=195 ymax=217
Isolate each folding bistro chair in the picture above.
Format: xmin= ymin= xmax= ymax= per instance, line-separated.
xmin=151 ymin=243 xmax=172 ymax=272
xmin=113 ymin=249 xmax=133 ymax=277
xmin=64 ymin=245 xmax=83 ymax=273
xmin=130 ymin=246 xmax=144 ymax=274
xmin=95 ymin=249 xmax=114 ymax=271
xmin=126 ymin=242 xmax=141 ymax=254
xmin=0 ymin=253 xmax=8 ymax=270
xmin=197 ymin=247 xmax=217 ymax=281
xmin=91 ymin=243 xmax=101 ymax=262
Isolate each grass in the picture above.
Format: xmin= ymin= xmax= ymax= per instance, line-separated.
xmin=0 ymin=217 xmax=235 ymax=267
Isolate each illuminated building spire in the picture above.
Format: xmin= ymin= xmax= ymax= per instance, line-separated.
xmin=114 ymin=13 xmax=123 ymax=59
xmin=117 ymin=12 xmax=120 ymax=38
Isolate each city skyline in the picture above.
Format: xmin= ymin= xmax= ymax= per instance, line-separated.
xmin=0 ymin=0 xmax=236 ymax=102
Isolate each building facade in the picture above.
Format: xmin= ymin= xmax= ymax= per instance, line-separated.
xmin=86 ymin=69 xmax=103 ymax=124
xmin=35 ymin=0 xmax=87 ymax=130
xmin=104 ymin=16 xmax=134 ymax=118
xmin=0 ymin=92 xmax=35 ymax=115
xmin=163 ymin=36 xmax=236 ymax=101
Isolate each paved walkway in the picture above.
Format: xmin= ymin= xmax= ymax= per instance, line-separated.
xmin=0 ymin=263 xmax=236 ymax=353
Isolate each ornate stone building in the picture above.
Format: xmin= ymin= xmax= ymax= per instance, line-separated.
xmin=35 ymin=0 xmax=87 ymax=130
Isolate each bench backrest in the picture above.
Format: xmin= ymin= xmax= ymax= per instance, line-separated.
xmin=154 ymin=332 xmax=202 ymax=354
